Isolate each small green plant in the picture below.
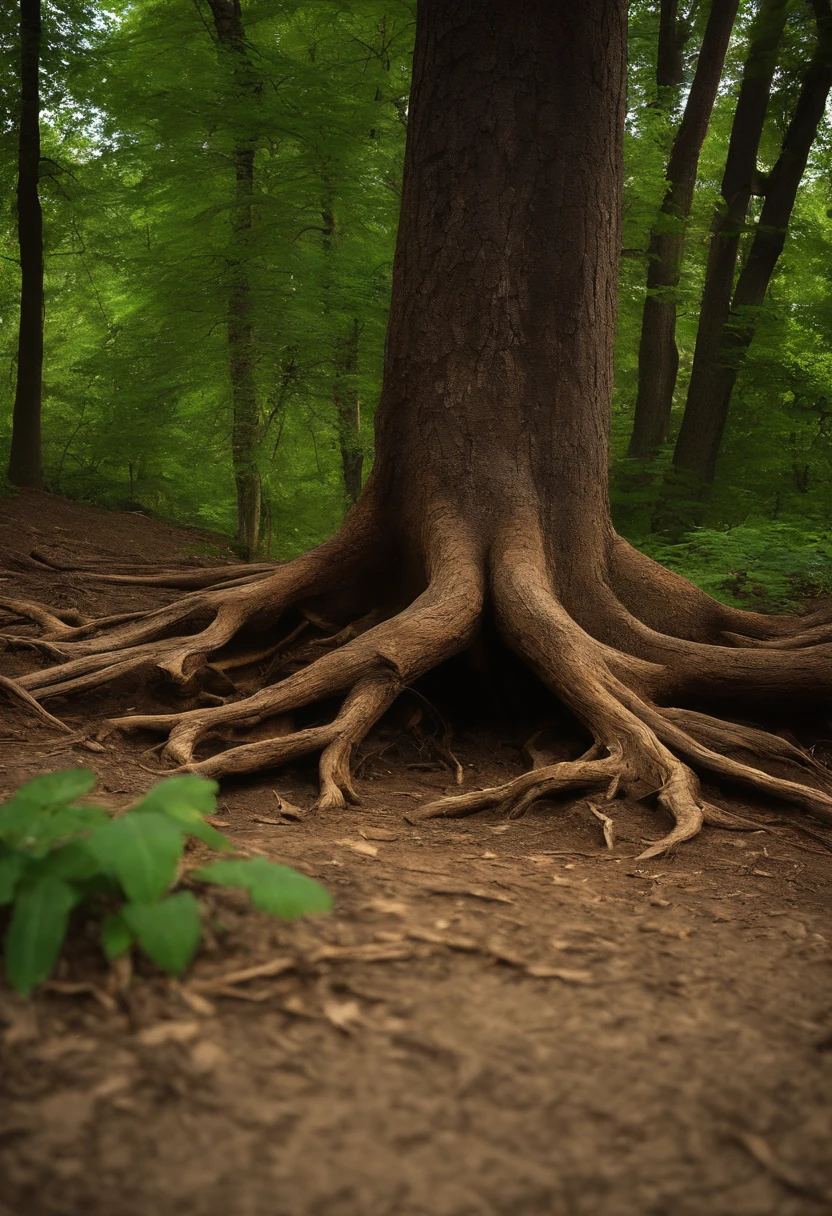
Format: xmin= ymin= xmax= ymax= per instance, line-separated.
xmin=0 ymin=769 xmax=331 ymax=995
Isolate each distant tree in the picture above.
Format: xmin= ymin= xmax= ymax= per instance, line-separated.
xmin=673 ymin=0 xmax=832 ymax=483
xmin=627 ymin=0 xmax=739 ymax=458
xmin=8 ymin=0 xmax=43 ymax=487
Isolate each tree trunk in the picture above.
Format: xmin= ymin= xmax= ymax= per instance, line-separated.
xmin=8 ymin=0 xmax=44 ymax=489
xmin=658 ymin=0 xmax=686 ymax=93
xmin=321 ymin=204 xmax=364 ymax=506
xmin=671 ymin=0 xmax=789 ymax=482
xmin=14 ymin=0 xmax=832 ymax=861
xmin=627 ymin=0 xmax=739 ymax=458
xmin=333 ymin=317 xmax=363 ymax=505
xmin=206 ymin=0 xmax=262 ymax=557
xmin=672 ymin=0 xmax=832 ymax=481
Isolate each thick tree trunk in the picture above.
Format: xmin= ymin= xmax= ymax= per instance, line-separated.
xmin=368 ymin=0 xmax=624 ymax=592
xmin=8 ymin=0 xmax=44 ymax=489
xmin=206 ymin=0 xmax=262 ymax=557
xmin=11 ymin=0 xmax=832 ymax=860
xmin=627 ymin=0 xmax=739 ymax=458
xmin=671 ymin=0 xmax=789 ymax=482
xmin=671 ymin=0 xmax=832 ymax=481
xmin=333 ymin=317 xmax=363 ymax=505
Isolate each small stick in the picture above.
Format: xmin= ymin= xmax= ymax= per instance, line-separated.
xmin=588 ymin=802 xmax=615 ymax=850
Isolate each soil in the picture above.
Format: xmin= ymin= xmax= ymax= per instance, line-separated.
xmin=2 ymin=491 xmax=832 ymax=1216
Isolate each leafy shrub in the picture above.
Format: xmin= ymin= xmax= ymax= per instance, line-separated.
xmin=0 ymin=770 xmax=331 ymax=995
xmin=637 ymin=522 xmax=832 ymax=611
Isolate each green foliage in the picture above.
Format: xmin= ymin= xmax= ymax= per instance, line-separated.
xmin=0 ymin=770 xmax=330 ymax=995
xmin=639 ymin=521 xmax=832 ymax=611
xmin=1 ymin=1 xmax=831 ymax=599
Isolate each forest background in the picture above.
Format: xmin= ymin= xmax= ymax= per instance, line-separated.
xmin=1 ymin=0 xmax=831 ymax=614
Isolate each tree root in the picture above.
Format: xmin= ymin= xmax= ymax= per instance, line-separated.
xmin=2 ymin=511 xmax=832 ymax=860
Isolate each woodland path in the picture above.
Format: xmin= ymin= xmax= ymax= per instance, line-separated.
xmin=1 ymin=494 xmax=832 ymax=1216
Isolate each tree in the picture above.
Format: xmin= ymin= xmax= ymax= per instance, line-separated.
xmin=667 ymin=0 xmax=789 ymax=484
xmin=673 ymin=0 xmax=832 ymax=482
xmin=7 ymin=0 xmax=832 ymax=859
xmin=8 ymin=0 xmax=44 ymax=488
xmin=204 ymin=0 xmax=264 ymax=558
xmin=627 ymin=0 xmax=739 ymax=458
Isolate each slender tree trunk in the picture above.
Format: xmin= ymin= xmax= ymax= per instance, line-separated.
xmin=673 ymin=0 xmax=832 ymax=481
xmin=320 ymin=202 xmax=363 ymax=505
xmin=333 ymin=317 xmax=363 ymax=505
xmin=671 ymin=0 xmax=789 ymax=482
xmin=8 ymin=0 xmax=44 ymax=489
xmin=206 ymin=0 xmax=261 ymax=557
xmin=658 ymin=0 xmax=686 ymax=92
xmin=627 ymin=0 xmax=739 ymax=457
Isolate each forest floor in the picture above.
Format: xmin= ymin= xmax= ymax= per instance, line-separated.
xmin=2 ymin=493 xmax=832 ymax=1216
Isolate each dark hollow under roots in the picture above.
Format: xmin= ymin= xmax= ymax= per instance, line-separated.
xmin=3 ymin=515 xmax=832 ymax=861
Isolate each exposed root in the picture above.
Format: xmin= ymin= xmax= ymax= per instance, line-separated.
xmin=0 ymin=674 xmax=73 ymax=733
xmin=3 ymin=506 xmax=832 ymax=862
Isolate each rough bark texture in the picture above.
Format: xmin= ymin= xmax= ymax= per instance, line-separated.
xmin=672 ymin=0 xmax=789 ymax=482
xmin=671 ymin=0 xmax=832 ymax=482
xmin=628 ymin=0 xmax=739 ymax=458
xmin=206 ymin=0 xmax=262 ymax=557
xmin=5 ymin=0 xmax=832 ymax=860
xmin=8 ymin=0 xmax=44 ymax=489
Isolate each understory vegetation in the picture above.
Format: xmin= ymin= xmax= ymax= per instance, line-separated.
xmin=0 ymin=769 xmax=331 ymax=994
xmin=1 ymin=0 xmax=831 ymax=604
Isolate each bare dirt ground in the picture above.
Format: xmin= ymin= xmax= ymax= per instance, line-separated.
xmin=2 ymin=491 xmax=832 ymax=1216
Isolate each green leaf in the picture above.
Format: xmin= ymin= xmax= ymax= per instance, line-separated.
xmin=12 ymin=805 xmax=111 ymax=856
xmin=5 ymin=877 xmax=77 ymax=995
xmin=88 ymin=812 xmax=184 ymax=902
xmin=101 ymin=911 xmax=134 ymax=961
xmin=36 ymin=839 xmax=101 ymax=884
xmin=135 ymin=775 xmax=218 ymax=817
xmin=133 ymin=776 xmax=230 ymax=850
xmin=122 ymin=892 xmax=201 ymax=975
xmin=0 ymin=851 xmax=25 ymax=905
xmin=6 ymin=769 xmax=96 ymax=810
xmin=194 ymin=857 xmax=332 ymax=920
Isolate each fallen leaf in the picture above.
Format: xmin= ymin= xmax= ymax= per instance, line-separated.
xmin=526 ymin=965 xmax=594 ymax=983
xmin=92 ymin=1074 xmax=132 ymax=1100
xmin=137 ymin=1020 xmax=201 ymax=1047
xmin=359 ymin=828 xmax=399 ymax=842
xmin=323 ymin=999 xmax=362 ymax=1033
xmin=364 ymin=898 xmax=409 ymax=917
xmin=336 ymin=837 xmax=379 ymax=857
xmin=190 ymin=1040 xmax=229 ymax=1074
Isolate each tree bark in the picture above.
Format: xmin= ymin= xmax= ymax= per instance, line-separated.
xmin=658 ymin=0 xmax=686 ymax=92
xmin=12 ymin=0 xmax=832 ymax=860
xmin=672 ymin=0 xmax=832 ymax=481
xmin=627 ymin=0 xmax=739 ymax=458
xmin=8 ymin=0 xmax=44 ymax=489
xmin=671 ymin=0 xmax=789 ymax=482
xmin=206 ymin=0 xmax=262 ymax=557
